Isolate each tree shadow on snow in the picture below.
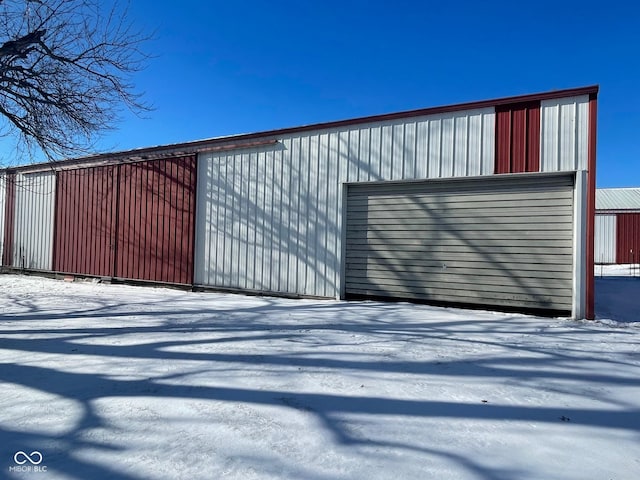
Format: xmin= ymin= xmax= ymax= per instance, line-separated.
xmin=0 ymin=290 xmax=639 ymax=480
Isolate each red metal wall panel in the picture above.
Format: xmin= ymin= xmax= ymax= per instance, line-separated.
xmin=495 ymin=101 xmax=541 ymax=174
xmin=116 ymin=156 xmax=197 ymax=284
xmin=616 ymin=213 xmax=640 ymax=264
xmin=54 ymin=166 xmax=118 ymax=276
xmin=2 ymin=173 xmax=15 ymax=266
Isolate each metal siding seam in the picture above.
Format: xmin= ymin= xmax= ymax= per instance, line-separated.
xmin=572 ymin=171 xmax=587 ymax=319
xmin=577 ymin=100 xmax=589 ymax=171
xmin=188 ymin=156 xmax=197 ymax=284
xmin=268 ymin=147 xmax=280 ymax=291
xmin=416 ymin=121 xmax=428 ymax=178
xmin=560 ymin=101 xmax=576 ymax=171
xmin=308 ymin=135 xmax=320 ymax=294
xmin=3 ymin=173 xmax=15 ymax=266
xmin=466 ymin=113 xmax=479 ymax=176
xmin=527 ymin=105 xmax=541 ymax=172
xmin=162 ymin=160 xmax=170 ymax=282
xmin=336 ymin=131 xmax=347 ymax=296
xmin=391 ymin=124 xmax=403 ymax=180
xmin=513 ymin=107 xmax=527 ymax=173
xmin=276 ymin=146 xmax=285 ymax=291
xmin=193 ymin=154 xmax=207 ymax=284
xmin=0 ymin=175 xmax=5 ymax=261
xmin=106 ymin=168 xmax=113 ymax=276
xmin=290 ymin=138 xmax=302 ymax=292
xmin=55 ymin=171 xmax=65 ymax=272
xmin=441 ymin=116 xmax=454 ymax=177
xmin=482 ymin=111 xmax=496 ymax=175
xmin=594 ymin=215 xmax=616 ymax=263
xmin=495 ymin=109 xmax=510 ymax=174
xmin=241 ymin=152 xmax=250 ymax=289
xmin=261 ymin=151 xmax=270 ymax=289
xmin=254 ymin=152 xmax=264 ymax=289
xmin=159 ymin=160 xmax=167 ymax=282
xmin=584 ymin=94 xmax=597 ymax=318
xmin=151 ymin=159 xmax=160 ymax=282
xmin=454 ymin=115 xmax=467 ymax=176
xmin=88 ymin=169 xmax=96 ymax=274
xmin=166 ymin=160 xmax=176 ymax=283
xmin=46 ymin=174 xmax=55 ymax=270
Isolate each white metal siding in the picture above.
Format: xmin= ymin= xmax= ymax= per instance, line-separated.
xmin=595 ymin=214 xmax=616 ymax=264
xmin=344 ymin=174 xmax=575 ymax=312
xmin=540 ymin=95 xmax=589 ymax=172
xmin=13 ymin=172 xmax=56 ymax=270
xmin=596 ymin=188 xmax=640 ymax=211
xmin=195 ymin=107 xmax=496 ymax=297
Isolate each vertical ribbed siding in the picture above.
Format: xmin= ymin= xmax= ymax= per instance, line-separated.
xmin=495 ymin=102 xmax=541 ymax=174
xmin=2 ymin=173 xmax=15 ymax=266
xmin=195 ymin=107 xmax=496 ymax=297
xmin=13 ymin=172 xmax=55 ymax=270
xmin=616 ymin=213 xmax=640 ymax=264
xmin=54 ymin=166 xmax=117 ymax=276
xmin=0 ymin=174 xmax=5 ymax=261
xmin=594 ymin=214 xmax=616 ymax=264
xmin=116 ymin=156 xmax=196 ymax=284
xmin=540 ymin=95 xmax=589 ymax=172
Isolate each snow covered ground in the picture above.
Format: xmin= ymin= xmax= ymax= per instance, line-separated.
xmin=0 ymin=274 xmax=638 ymax=480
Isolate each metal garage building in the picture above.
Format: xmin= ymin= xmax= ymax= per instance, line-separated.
xmin=0 ymin=86 xmax=598 ymax=319
xmin=595 ymin=188 xmax=640 ymax=264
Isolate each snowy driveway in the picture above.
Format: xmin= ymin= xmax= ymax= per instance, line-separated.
xmin=0 ymin=274 xmax=639 ymax=480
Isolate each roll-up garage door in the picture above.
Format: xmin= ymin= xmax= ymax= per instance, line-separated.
xmin=344 ymin=173 xmax=575 ymax=313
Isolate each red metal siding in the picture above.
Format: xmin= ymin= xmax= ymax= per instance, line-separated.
xmin=53 ymin=155 xmax=196 ymax=285
xmin=616 ymin=213 xmax=640 ymax=264
xmin=495 ymin=101 xmax=541 ymax=174
xmin=115 ymin=156 xmax=196 ymax=284
xmin=2 ymin=173 xmax=15 ymax=266
xmin=54 ymin=166 xmax=118 ymax=276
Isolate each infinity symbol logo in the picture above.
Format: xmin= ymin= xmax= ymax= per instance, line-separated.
xmin=13 ymin=451 xmax=43 ymax=465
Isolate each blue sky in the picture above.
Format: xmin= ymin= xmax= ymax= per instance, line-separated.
xmin=5 ymin=1 xmax=640 ymax=187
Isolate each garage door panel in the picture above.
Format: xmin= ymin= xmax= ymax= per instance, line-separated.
xmin=346 ymin=270 xmax=572 ymax=291
xmin=349 ymin=223 xmax=573 ymax=241
xmin=346 ymin=235 xmax=572 ymax=248
xmin=348 ymin=244 xmax=573 ymax=257
xmin=347 ymin=263 xmax=573 ymax=280
xmin=347 ymin=279 xmax=571 ymax=303
xmin=345 ymin=174 xmax=574 ymax=313
xmin=345 ymin=249 xmax=571 ymax=264
xmin=346 ymin=286 xmax=570 ymax=311
xmin=347 ymin=197 xmax=573 ymax=212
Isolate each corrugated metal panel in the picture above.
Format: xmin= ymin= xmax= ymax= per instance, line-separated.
xmin=596 ymin=188 xmax=640 ymax=211
xmin=54 ymin=166 xmax=118 ymax=276
xmin=344 ymin=174 xmax=574 ymax=312
xmin=13 ymin=171 xmax=56 ymax=270
xmin=116 ymin=156 xmax=197 ymax=284
xmin=0 ymin=174 xmax=5 ymax=261
xmin=2 ymin=173 xmax=15 ymax=266
xmin=495 ymin=102 xmax=540 ymax=173
xmin=594 ymin=214 xmax=616 ymax=264
xmin=195 ymin=107 xmax=496 ymax=297
xmin=540 ymin=95 xmax=589 ymax=172
xmin=616 ymin=213 xmax=640 ymax=264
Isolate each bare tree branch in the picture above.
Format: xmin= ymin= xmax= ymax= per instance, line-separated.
xmin=0 ymin=0 xmax=150 ymax=164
